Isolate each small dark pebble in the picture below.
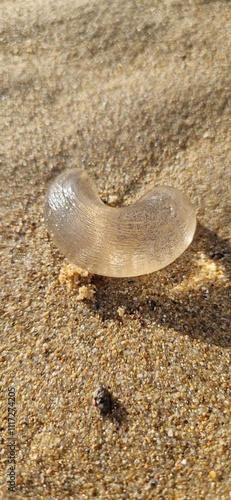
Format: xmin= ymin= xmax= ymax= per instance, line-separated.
xmin=93 ymin=386 xmax=113 ymax=415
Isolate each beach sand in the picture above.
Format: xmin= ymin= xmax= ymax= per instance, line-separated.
xmin=1 ymin=0 xmax=230 ymax=498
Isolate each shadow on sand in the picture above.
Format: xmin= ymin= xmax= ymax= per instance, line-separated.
xmin=90 ymin=223 xmax=230 ymax=348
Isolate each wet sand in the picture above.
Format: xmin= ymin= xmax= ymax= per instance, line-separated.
xmin=1 ymin=0 xmax=230 ymax=498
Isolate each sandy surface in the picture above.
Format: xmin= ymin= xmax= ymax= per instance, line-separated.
xmin=1 ymin=0 xmax=231 ymax=498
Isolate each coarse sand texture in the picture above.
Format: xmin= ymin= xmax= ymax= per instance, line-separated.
xmin=1 ymin=0 xmax=231 ymax=499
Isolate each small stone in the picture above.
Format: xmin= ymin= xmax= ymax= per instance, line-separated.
xmin=93 ymin=386 xmax=113 ymax=415
xmin=209 ymin=470 xmax=217 ymax=479
xmin=117 ymin=306 xmax=126 ymax=318
xmin=108 ymin=195 xmax=118 ymax=205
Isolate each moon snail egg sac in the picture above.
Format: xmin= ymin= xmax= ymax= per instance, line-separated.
xmin=44 ymin=169 xmax=197 ymax=277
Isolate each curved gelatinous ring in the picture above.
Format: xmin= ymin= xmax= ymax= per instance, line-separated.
xmin=44 ymin=169 xmax=196 ymax=277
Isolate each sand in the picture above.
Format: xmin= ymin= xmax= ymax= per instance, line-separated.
xmin=1 ymin=0 xmax=230 ymax=498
